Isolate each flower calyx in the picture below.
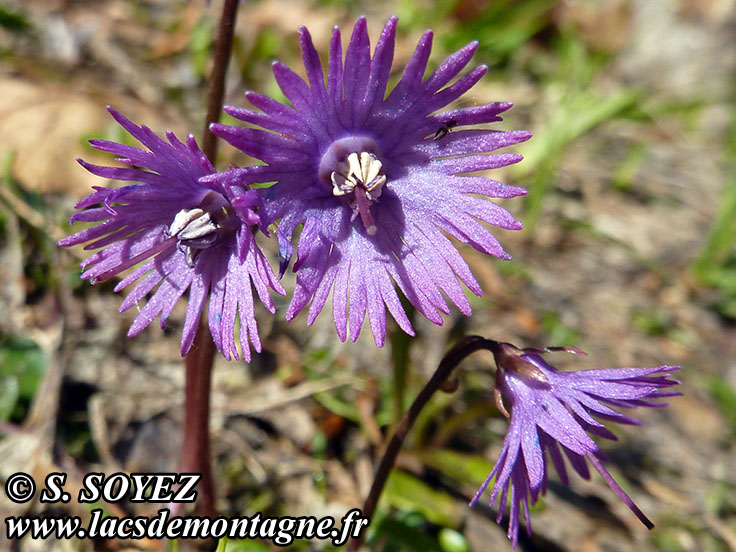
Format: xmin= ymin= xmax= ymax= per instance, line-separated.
xmin=488 ymin=341 xmax=550 ymax=419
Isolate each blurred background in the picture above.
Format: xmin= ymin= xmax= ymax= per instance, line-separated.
xmin=0 ymin=0 xmax=735 ymax=550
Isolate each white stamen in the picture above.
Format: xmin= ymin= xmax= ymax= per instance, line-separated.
xmin=330 ymin=151 xmax=386 ymax=235
xmin=168 ymin=207 xmax=220 ymax=268
xmin=168 ymin=208 xmax=218 ymax=241
xmin=331 ymin=152 xmax=386 ymax=200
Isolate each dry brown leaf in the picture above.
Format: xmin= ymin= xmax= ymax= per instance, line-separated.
xmin=0 ymin=77 xmax=179 ymax=196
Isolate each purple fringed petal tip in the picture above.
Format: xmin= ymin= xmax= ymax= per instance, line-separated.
xmin=59 ymin=108 xmax=283 ymax=361
xmin=473 ymin=340 xmax=681 ymax=546
xmin=214 ymin=16 xmax=530 ymax=347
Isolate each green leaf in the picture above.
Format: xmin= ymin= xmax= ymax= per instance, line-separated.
xmin=705 ymin=377 xmax=736 ymax=436
xmin=189 ymin=15 xmax=214 ymax=79
xmin=313 ymin=390 xmax=361 ymax=424
xmin=0 ymin=336 xmax=47 ymax=400
xmin=250 ymin=28 xmax=283 ymax=63
xmin=540 ymin=311 xmax=580 ymax=345
xmin=420 ymin=449 xmax=496 ymax=488
xmin=520 ymin=88 xmax=639 ymax=176
xmin=224 ymin=540 xmax=270 ymax=552
xmin=650 ymin=529 xmax=690 ymax=552
xmin=691 ymin=108 xmax=736 ymax=281
xmin=612 ymin=143 xmax=648 ymax=193
xmin=0 ymin=377 xmax=20 ymax=421
xmin=0 ymin=6 xmax=30 ymax=33
xmin=631 ymin=307 xmax=674 ymax=337
xmin=438 ymin=528 xmax=471 ymax=552
xmin=441 ymin=0 xmax=557 ymax=65
xmin=382 ymin=470 xmax=464 ymax=528
xmin=371 ymin=516 xmax=443 ymax=552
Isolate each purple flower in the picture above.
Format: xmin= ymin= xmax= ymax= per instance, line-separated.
xmin=471 ymin=342 xmax=681 ymax=548
xmin=59 ymin=108 xmax=284 ymax=360
xmin=209 ymin=17 xmax=530 ymax=346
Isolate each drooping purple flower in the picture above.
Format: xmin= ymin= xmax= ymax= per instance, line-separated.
xmin=59 ymin=107 xmax=284 ymax=360
xmin=208 ymin=17 xmax=530 ymax=346
xmin=471 ymin=342 xmax=681 ymax=548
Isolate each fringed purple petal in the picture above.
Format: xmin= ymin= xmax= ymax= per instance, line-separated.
xmin=587 ymin=452 xmax=654 ymax=529
xmin=327 ymin=26 xmax=343 ymax=106
xmin=425 ymin=64 xmax=488 ymax=112
xmin=332 ymin=260 xmax=351 ymax=342
xmin=422 ymin=41 xmax=478 ymax=96
xmin=343 ymin=17 xmax=371 ymax=125
xmin=385 ymin=30 xmax=433 ymax=105
xmin=416 ymin=130 xmax=532 ymax=157
xmin=438 ymin=102 xmax=514 ymax=125
xmin=357 ymin=16 xmax=397 ymax=124
xmin=223 ymin=105 xmax=312 ymax=141
xmin=473 ymin=349 xmax=681 ymax=543
xmin=60 ymin=108 xmax=283 ymax=359
xmin=210 ymin=16 xmax=528 ymax=344
xmin=434 ymin=153 xmax=524 ymax=174
xmin=272 ymin=61 xmax=312 ymax=111
xmin=299 ymin=26 xmax=329 ymax=105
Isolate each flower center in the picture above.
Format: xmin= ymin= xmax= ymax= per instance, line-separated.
xmin=319 ymin=137 xmax=386 ymax=236
xmin=331 ymin=152 xmax=386 ymax=236
xmin=167 ymin=191 xmax=238 ymax=267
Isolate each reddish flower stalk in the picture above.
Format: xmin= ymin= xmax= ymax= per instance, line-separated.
xmin=180 ymin=330 xmax=217 ymax=518
xmin=180 ymin=0 xmax=241 ymax=518
xmin=346 ymin=336 xmax=490 ymax=551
